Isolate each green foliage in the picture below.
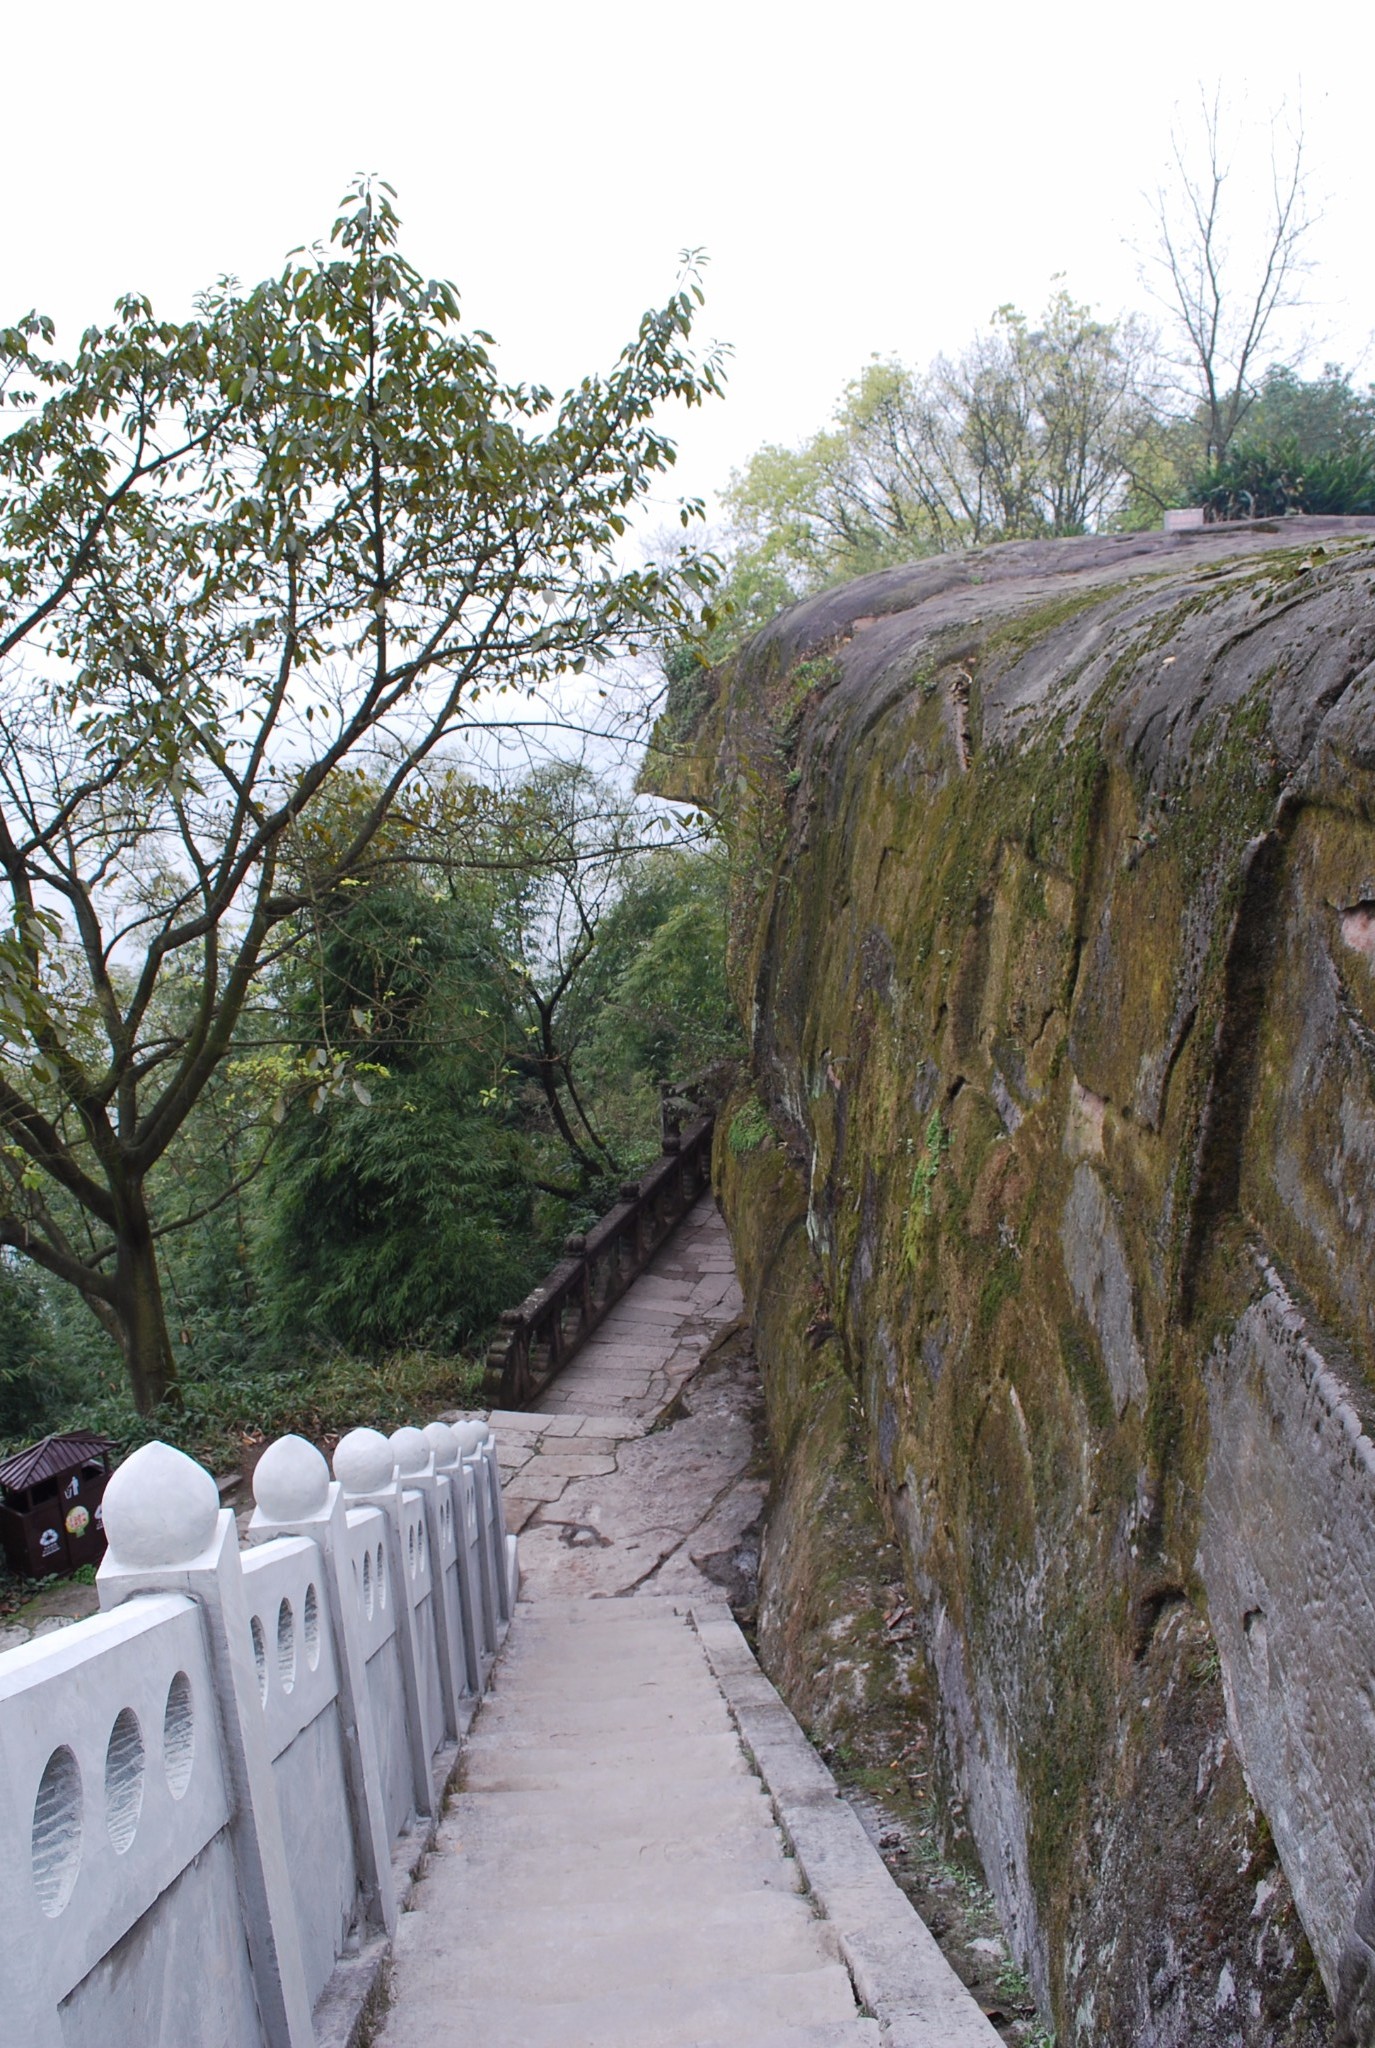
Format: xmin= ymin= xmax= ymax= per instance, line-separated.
xmin=0 ymin=1256 xmax=80 ymax=1438
xmin=911 ymin=1110 xmax=950 ymax=1215
xmin=0 ymin=177 xmax=722 ymax=1412
xmin=902 ymin=1110 xmax=951 ymax=1267
xmin=1241 ymin=363 xmax=1375 ymax=463
xmin=561 ymin=844 xmax=741 ymax=1166
xmin=1144 ymin=367 xmax=1375 ymax=522
xmin=716 ymin=292 xmax=1157 ymax=627
xmin=10 ymin=1341 xmax=487 ymax=1478
xmin=259 ymin=882 xmax=537 ymax=1355
xmin=1195 ymin=434 xmax=1375 ymax=519
xmin=0 ymin=795 xmax=740 ymax=1449
xmin=728 ymin=1096 xmax=775 ymax=1155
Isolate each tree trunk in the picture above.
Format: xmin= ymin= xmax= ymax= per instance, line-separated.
xmin=111 ymin=1187 xmax=179 ymax=1416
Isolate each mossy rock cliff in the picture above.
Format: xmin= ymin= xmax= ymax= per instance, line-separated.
xmin=653 ymin=521 xmax=1375 ymax=2046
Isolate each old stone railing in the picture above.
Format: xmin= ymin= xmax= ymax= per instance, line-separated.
xmin=486 ymin=1110 xmax=715 ymax=1408
xmin=0 ymin=1417 xmax=517 ymax=2048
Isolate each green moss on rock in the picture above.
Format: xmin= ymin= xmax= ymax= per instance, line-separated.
xmin=678 ymin=525 xmax=1375 ymax=2046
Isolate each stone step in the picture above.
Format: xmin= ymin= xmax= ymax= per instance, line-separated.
xmin=737 ymin=2029 xmax=881 ymax=2048
xmin=490 ymin=1652 xmax=712 ymax=1693
xmin=461 ymin=1729 xmax=751 ymax=1789
xmin=510 ymin=1595 xmax=688 ymax=1622
xmin=445 ymin=1776 xmax=776 ymax=1842
xmin=481 ymin=1667 xmax=721 ymax=1704
xmin=376 ymin=1962 xmax=863 ymax=2048
xmin=506 ymin=1603 xmax=692 ymax=1631
xmin=442 ymin=1797 xmax=787 ymax=1863
xmin=460 ymin=1754 xmax=764 ymax=1800
xmin=428 ymin=1838 xmax=802 ymax=1908
xmin=398 ymin=1895 xmax=842 ymax=2002
xmin=497 ymin=1622 xmax=705 ymax=1662
xmin=506 ymin=1612 xmax=713 ymax=1642
xmin=470 ymin=1693 xmax=729 ymax=1742
xmin=439 ymin=1884 xmax=824 ymax=1952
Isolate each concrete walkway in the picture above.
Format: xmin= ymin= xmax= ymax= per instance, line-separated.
xmin=529 ymin=1194 xmax=743 ymax=1423
xmin=377 ymin=1196 xmax=1000 ymax=2048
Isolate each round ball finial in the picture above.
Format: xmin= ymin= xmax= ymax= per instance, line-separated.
xmin=471 ymin=1420 xmax=493 ymax=1446
xmin=102 ymin=1441 xmax=221 ymax=1569
xmin=453 ymin=1420 xmax=486 ymax=1458
xmin=333 ymin=1427 xmax=396 ymax=1496
xmin=423 ymin=1421 xmax=460 ymax=1466
xmin=253 ymin=1435 xmax=330 ymax=1521
xmin=390 ymin=1425 xmax=431 ymax=1477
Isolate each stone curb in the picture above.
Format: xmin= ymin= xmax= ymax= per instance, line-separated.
xmin=689 ymin=1603 xmax=1003 ymax=2048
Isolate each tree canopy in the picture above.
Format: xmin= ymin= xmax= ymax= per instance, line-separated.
xmin=715 ymin=291 xmax=1158 ymax=604
xmin=0 ymin=178 xmax=723 ymax=1413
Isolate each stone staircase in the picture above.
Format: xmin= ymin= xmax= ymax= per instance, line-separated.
xmin=376 ymin=1596 xmax=880 ymax=2048
xmin=376 ymin=1196 xmax=1003 ymax=2048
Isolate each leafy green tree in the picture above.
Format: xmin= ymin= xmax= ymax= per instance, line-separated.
xmin=1242 ymin=364 xmax=1375 ymax=462
xmin=564 ymin=844 xmax=739 ymax=1160
xmin=0 ymin=1254 xmax=79 ymax=1441
xmin=718 ymin=292 xmax=1157 ymax=609
xmin=1157 ymin=364 xmax=1375 ymax=519
xmin=461 ymin=764 xmax=657 ymax=1183
xmin=258 ymin=881 xmax=535 ymax=1356
xmin=0 ymin=178 xmax=721 ymax=1412
xmin=1193 ymin=435 xmax=1375 ymax=520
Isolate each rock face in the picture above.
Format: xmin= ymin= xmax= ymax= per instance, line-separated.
xmin=651 ymin=522 xmax=1375 ymax=2045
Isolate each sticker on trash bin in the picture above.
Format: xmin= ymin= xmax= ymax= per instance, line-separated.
xmin=64 ymin=1505 xmax=90 ymax=1538
xmin=40 ymin=1527 xmax=60 ymax=1555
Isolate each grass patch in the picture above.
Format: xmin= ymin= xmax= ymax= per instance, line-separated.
xmin=728 ymin=1096 xmax=776 ymax=1155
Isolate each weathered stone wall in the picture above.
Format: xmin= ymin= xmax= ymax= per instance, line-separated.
xmin=658 ymin=521 xmax=1375 ymax=2045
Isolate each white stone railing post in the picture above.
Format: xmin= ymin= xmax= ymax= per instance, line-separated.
xmin=391 ymin=1426 xmax=468 ymax=1738
xmin=455 ymin=1421 xmax=500 ymax=1658
xmin=248 ymin=1434 xmax=397 ymax=1938
xmin=472 ymin=1419 xmax=519 ymax=1624
xmin=332 ymin=1429 xmax=437 ymax=1821
xmin=427 ymin=1424 xmax=488 ymax=1695
xmin=96 ymin=1442 xmax=316 ymax=2048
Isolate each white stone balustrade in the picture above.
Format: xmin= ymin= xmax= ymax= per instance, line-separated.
xmin=0 ymin=1417 xmax=517 ymax=2048
xmin=425 ymin=1421 xmax=489 ymax=1696
xmin=455 ymin=1419 xmax=501 ymax=1658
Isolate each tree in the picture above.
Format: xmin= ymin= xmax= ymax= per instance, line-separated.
xmin=564 ymin=842 xmax=740 ymax=1161
xmin=1187 ymin=362 xmax=1375 ymax=518
xmin=0 ymin=179 xmax=722 ymax=1412
xmin=0 ymin=1253 xmax=78 ymax=1439
xmin=1146 ymin=90 xmax=1313 ymax=469
xmin=258 ymin=879 xmax=535 ymax=1356
xmin=719 ymin=291 xmax=1157 ymax=604
xmin=483 ymin=764 xmax=677 ymax=1185
xmin=1239 ymin=363 xmax=1375 ymax=464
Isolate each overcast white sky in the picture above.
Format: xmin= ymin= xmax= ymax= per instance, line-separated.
xmin=7 ymin=0 xmax=1369 ymax=529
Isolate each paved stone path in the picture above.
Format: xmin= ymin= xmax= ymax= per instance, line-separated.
xmin=378 ymin=1195 xmax=1000 ymax=2048
xmin=526 ymin=1194 xmax=744 ymax=1423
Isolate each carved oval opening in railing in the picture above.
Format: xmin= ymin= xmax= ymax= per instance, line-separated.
xmin=104 ymin=1705 xmax=146 ymax=1854
xmin=31 ymin=1743 xmax=82 ymax=1917
xmin=162 ymin=1670 xmax=195 ymax=1798
xmin=303 ymin=1584 xmax=321 ymax=1672
xmin=250 ymin=1614 xmax=268 ymax=1703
